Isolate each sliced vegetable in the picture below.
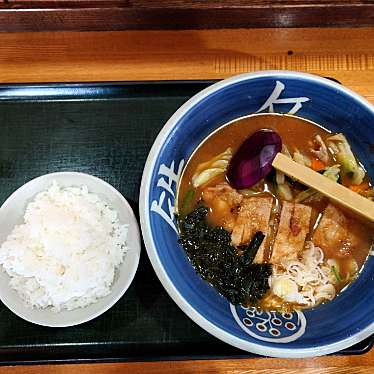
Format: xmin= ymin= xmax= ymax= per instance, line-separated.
xmin=327 ymin=133 xmax=365 ymax=185
xmin=346 ymin=258 xmax=359 ymax=280
xmin=349 ymin=181 xmax=370 ymax=193
xmin=323 ymin=165 xmax=340 ymax=182
xmin=311 ymin=158 xmax=326 ymax=172
xmin=180 ymin=189 xmax=195 ymax=216
xmin=270 ymin=168 xmax=293 ymax=201
xmin=275 ymin=182 xmax=293 ymax=201
xmin=294 ymin=189 xmax=318 ymax=203
xmin=275 ymin=169 xmax=285 ymax=185
xmin=280 ymin=145 xmax=298 ymax=183
xmin=227 ymin=130 xmax=282 ymax=189
xmin=331 ymin=265 xmax=342 ymax=282
xmin=192 ymin=147 xmax=232 ymax=188
xmin=293 ymin=148 xmax=311 ymax=167
xmin=281 ymin=144 xmax=292 ymax=158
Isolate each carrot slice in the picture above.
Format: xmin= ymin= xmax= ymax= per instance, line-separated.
xmin=311 ymin=158 xmax=326 ymax=172
xmin=349 ymin=181 xmax=370 ymax=192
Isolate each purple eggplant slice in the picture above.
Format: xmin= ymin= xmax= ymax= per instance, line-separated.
xmin=227 ymin=129 xmax=282 ymax=189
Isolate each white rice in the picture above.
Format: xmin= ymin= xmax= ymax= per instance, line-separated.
xmin=0 ymin=181 xmax=128 ymax=311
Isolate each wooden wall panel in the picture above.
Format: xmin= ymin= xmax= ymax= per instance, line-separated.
xmin=0 ymin=1 xmax=373 ymax=31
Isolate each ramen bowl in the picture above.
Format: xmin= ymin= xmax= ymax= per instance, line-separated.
xmin=139 ymin=71 xmax=374 ymax=357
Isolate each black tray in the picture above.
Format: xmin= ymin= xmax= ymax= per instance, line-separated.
xmin=0 ymin=81 xmax=372 ymax=365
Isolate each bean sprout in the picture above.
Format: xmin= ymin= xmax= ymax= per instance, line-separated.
xmin=270 ymin=242 xmax=336 ymax=308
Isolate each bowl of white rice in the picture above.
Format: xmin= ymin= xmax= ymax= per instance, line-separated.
xmin=0 ymin=172 xmax=140 ymax=327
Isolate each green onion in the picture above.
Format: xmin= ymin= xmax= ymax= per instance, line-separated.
xmin=331 ymin=265 xmax=342 ymax=282
xmin=180 ymin=189 xmax=195 ymax=216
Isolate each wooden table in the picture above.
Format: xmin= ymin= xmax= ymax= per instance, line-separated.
xmin=0 ymin=27 xmax=374 ymax=373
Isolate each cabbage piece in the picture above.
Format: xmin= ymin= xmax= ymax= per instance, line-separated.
xmin=275 ymin=169 xmax=285 ymax=185
xmin=192 ymin=148 xmax=232 ymax=188
xmin=272 ymin=162 xmax=293 ymax=201
xmin=323 ymin=164 xmax=341 ymax=182
xmin=272 ymin=170 xmax=293 ymax=201
xmin=294 ymin=189 xmax=318 ymax=203
xmin=273 ymin=146 xmax=293 ymax=201
xmin=281 ymin=144 xmax=292 ymax=158
xmin=293 ymin=148 xmax=311 ymax=167
xmin=275 ymin=182 xmax=293 ymax=201
xmin=327 ymin=133 xmax=365 ymax=185
xmin=346 ymin=258 xmax=359 ymax=280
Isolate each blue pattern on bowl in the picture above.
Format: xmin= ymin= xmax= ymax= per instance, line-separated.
xmin=141 ymin=71 xmax=374 ymax=357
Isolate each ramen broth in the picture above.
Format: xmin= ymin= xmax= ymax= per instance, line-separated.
xmin=177 ymin=114 xmax=373 ymax=311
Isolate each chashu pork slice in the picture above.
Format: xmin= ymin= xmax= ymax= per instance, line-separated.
xmin=202 ymin=183 xmax=243 ymax=231
xmin=271 ymin=201 xmax=312 ymax=264
xmin=313 ymin=203 xmax=358 ymax=258
xmin=231 ymin=196 xmax=274 ymax=263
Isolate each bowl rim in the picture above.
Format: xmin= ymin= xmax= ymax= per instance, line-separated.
xmin=0 ymin=171 xmax=141 ymax=327
xmin=139 ymin=70 xmax=374 ymax=358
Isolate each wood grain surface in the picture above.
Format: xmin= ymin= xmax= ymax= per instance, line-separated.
xmin=1 ymin=348 xmax=374 ymax=373
xmin=0 ymin=0 xmax=374 ymax=31
xmin=0 ymin=26 xmax=374 ymax=373
xmin=0 ymin=27 xmax=373 ymax=104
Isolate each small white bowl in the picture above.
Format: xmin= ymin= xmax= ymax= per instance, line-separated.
xmin=0 ymin=172 xmax=141 ymax=327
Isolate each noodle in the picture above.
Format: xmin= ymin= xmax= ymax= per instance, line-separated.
xmin=270 ymin=242 xmax=336 ymax=308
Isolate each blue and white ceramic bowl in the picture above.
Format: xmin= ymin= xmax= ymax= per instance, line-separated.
xmin=139 ymin=71 xmax=374 ymax=357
